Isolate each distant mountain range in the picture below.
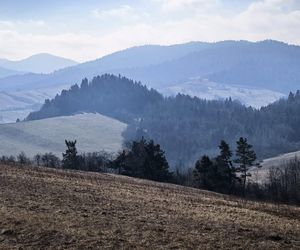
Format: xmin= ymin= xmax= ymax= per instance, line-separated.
xmin=0 ymin=40 xmax=299 ymax=93
xmin=0 ymin=53 xmax=78 ymax=75
xmin=0 ymin=66 xmax=22 ymax=79
xmin=1 ymin=40 xmax=300 ymax=123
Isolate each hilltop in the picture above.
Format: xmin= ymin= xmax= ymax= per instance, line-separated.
xmin=0 ymin=164 xmax=299 ymax=249
xmin=0 ymin=53 xmax=78 ymax=74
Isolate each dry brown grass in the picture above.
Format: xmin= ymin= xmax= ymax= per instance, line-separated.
xmin=0 ymin=165 xmax=299 ymax=249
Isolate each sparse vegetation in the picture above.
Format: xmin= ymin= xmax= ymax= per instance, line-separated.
xmin=1 ymin=137 xmax=299 ymax=205
xmin=265 ymin=159 xmax=300 ymax=204
xmin=0 ymin=164 xmax=299 ymax=249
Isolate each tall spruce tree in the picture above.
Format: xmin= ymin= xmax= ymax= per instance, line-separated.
xmin=234 ymin=137 xmax=257 ymax=196
xmin=216 ymin=140 xmax=237 ymax=193
xmin=193 ymin=155 xmax=215 ymax=190
xmin=62 ymin=140 xmax=78 ymax=169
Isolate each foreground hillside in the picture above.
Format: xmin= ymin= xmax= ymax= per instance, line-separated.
xmin=0 ymin=165 xmax=299 ymax=249
xmin=0 ymin=113 xmax=126 ymax=157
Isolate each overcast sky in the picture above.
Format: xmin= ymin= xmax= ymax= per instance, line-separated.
xmin=0 ymin=0 xmax=299 ymax=62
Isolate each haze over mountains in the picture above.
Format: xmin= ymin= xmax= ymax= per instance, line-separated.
xmin=1 ymin=40 xmax=300 ymax=123
xmin=0 ymin=53 xmax=78 ymax=76
xmin=24 ymin=74 xmax=300 ymax=166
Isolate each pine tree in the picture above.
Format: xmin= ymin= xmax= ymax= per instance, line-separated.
xmin=62 ymin=140 xmax=78 ymax=169
xmin=218 ymin=140 xmax=232 ymax=163
xmin=193 ymin=155 xmax=214 ymax=190
xmin=216 ymin=140 xmax=236 ymax=193
xmin=113 ymin=150 xmax=127 ymax=174
xmin=144 ymin=140 xmax=171 ymax=182
xmin=234 ymin=137 xmax=258 ymax=196
xmin=112 ymin=138 xmax=171 ymax=182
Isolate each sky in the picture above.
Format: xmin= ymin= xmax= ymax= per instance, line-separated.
xmin=0 ymin=0 xmax=299 ymax=62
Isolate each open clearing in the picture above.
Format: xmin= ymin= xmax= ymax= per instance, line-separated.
xmin=0 ymin=113 xmax=127 ymax=157
xmin=249 ymin=150 xmax=300 ymax=183
xmin=0 ymin=165 xmax=299 ymax=249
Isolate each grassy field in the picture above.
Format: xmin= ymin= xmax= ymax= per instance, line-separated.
xmin=0 ymin=165 xmax=299 ymax=249
xmin=0 ymin=113 xmax=127 ymax=157
xmin=249 ymin=150 xmax=300 ymax=183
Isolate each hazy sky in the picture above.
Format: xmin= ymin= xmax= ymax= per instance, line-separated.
xmin=0 ymin=0 xmax=299 ymax=62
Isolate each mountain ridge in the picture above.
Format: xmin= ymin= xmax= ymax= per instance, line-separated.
xmin=0 ymin=40 xmax=299 ymax=94
xmin=0 ymin=53 xmax=78 ymax=74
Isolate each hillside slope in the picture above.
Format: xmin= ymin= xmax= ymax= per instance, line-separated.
xmin=250 ymin=150 xmax=300 ymax=182
xmin=0 ymin=113 xmax=127 ymax=157
xmin=0 ymin=165 xmax=299 ymax=249
xmin=0 ymin=53 xmax=78 ymax=74
xmin=0 ymin=66 xmax=23 ymax=78
xmin=0 ymin=85 xmax=68 ymax=124
xmin=159 ymin=78 xmax=285 ymax=108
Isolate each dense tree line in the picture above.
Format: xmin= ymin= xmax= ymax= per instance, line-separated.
xmin=1 ymin=137 xmax=298 ymax=204
xmin=26 ymin=74 xmax=300 ymax=167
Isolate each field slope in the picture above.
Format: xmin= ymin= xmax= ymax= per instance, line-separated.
xmin=0 ymin=113 xmax=127 ymax=157
xmin=0 ymin=165 xmax=299 ymax=249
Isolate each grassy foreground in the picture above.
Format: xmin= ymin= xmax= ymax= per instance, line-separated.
xmin=0 ymin=165 xmax=299 ymax=249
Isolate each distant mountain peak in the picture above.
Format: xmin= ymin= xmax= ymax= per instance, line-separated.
xmin=0 ymin=53 xmax=78 ymax=74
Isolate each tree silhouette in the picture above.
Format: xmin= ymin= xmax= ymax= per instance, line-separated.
xmin=62 ymin=140 xmax=78 ymax=169
xmin=112 ymin=138 xmax=172 ymax=182
xmin=193 ymin=155 xmax=214 ymax=190
xmin=234 ymin=137 xmax=258 ymax=196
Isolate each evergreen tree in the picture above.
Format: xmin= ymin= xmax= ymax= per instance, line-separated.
xmin=234 ymin=137 xmax=258 ymax=196
xmin=62 ymin=140 xmax=78 ymax=169
xmin=218 ymin=140 xmax=232 ymax=163
xmin=215 ymin=140 xmax=237 ymax=193
xmin=113 ymin=150 xmax=127 ymax=174
xmin=112 ymin=138 xmax=172 ymax=182
xmin=143 ymin=140 xmax=171 ymax=182
xmin=193 ymin=155 xmax=215 ymax=190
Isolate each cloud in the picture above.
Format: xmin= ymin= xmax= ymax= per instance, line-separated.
xmin=92 ymin=5 xmax=141 ymax=22
xmin=0 ymin=0 xmax=299 ymax=62
xmin=0 ymin=19 xmax=45 ymax=29
xmin=155 ymin=0 xmax=220 ymax=13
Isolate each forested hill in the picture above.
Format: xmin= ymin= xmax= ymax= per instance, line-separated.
xmin=27 ymin=74 xmax=163 ymax=123
xmin=27 ymin=75 xmax=300 ymax=166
